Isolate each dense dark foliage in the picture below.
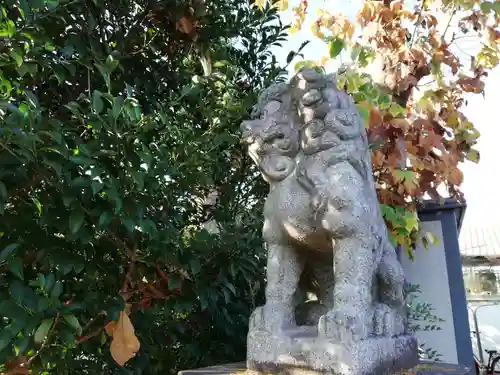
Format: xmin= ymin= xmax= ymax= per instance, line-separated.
xmin=0 ymin=0 xmax=292 ymax=373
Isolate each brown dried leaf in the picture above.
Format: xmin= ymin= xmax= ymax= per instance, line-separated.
xmin=486 ymin=26 xmax=500 ymax=45
xmin=424 ymin=14 xmax=438 ymax=27
xmin=448 ymin=167 xmax=464 ymax=185
xmin=369 ymin=107 xmax=383 ymax=127
xmin=4 ymin=357 xmax=29 ymax=375
xmin=110 ymin=312 xmax=141 ymax=366
xmin=456 ymin=76 xmax=484 ymax=93
xmin=176 ymin=17 xmax=194 ymax=34
xmin=397 ymin=9 xmax=417 ymax=21
xmin=356 ymin=1 xmax=383 ymax=26
xmin=379 ymin=8 xmax=394 ymax=24
xmin=390 ymin=118 xmax=410 ymax=130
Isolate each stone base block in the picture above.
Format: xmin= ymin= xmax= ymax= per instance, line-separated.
xmin=246 ymin=328 xmax=419 ymax=375
xmin=178 ymin=361 xmax=473 ymax=375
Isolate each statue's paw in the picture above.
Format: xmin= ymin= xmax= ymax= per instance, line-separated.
xmin=373 ymin=304 xmax=405 ymax=337
xmin=249 ymin=304 xmax=295 ymax=333
xmin=318 ymin=307 xmax=368 ymax=342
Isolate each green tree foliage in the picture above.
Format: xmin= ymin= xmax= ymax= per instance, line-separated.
xmin=0 ymin=0 xmax=291 ymax=373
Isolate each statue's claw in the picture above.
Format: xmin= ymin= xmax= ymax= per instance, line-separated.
xmin=318 ymin=307 xmax=369 ymax=343
xmin=250 ymin=304 xmax=295 ymax=333
xmin=373 ymin=303 xmax=406 ymax=337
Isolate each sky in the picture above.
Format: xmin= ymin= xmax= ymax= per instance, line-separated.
xmin=270 ymin=0 xmax=499 ymax=229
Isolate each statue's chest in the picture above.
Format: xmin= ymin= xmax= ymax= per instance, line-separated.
xmin=263 ymin=177 xmax=331 ymax=252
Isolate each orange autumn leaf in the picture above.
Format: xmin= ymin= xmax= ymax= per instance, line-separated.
xmin=105 ymin=321 xmax=117 ymax=336
xmin=110 ymin=311 xmax=140 ymax=366
xmin=448 ymin=167 xmax=464 ymax=185
xmin=369 ymin=107 xmax=383 ymax=127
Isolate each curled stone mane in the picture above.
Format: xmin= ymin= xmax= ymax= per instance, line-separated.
xmin=242 ymin=82 xmax=301 ymax=183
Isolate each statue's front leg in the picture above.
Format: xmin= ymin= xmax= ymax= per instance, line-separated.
xmin=318 ymin=237 xmax=373 ymax=342
xmin=250 ymin=241 xmax=304 ymax=333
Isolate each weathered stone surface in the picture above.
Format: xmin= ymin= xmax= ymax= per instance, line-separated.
xmin=178 ymin=361 xmax=473 ymax=375
xmin=247 ymin=327 xmax=418 ymax=375
xmin=239 ymin=67 xmax=419 ymax=375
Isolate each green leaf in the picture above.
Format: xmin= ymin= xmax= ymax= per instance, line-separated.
xmin=190 ymin=259 xmax=201 ymax=275
xmin=356 ymin=104 xmax=370 ymax=125
xmin=294 ymin=60 xmax=319 ymax=72
xmin=168 ymin=277 xmax=182 ymax=292
xmin=0 ymin=329 xmax=13 ymax=352
xmin=36 ymin=297 xmax=51 ymax=313
xmin=50 ymin=281 xmax=63 ymax=299
xmin=24 ymin=90 xmax=39 ymax=108
xmin=95 ymin=63 xmax=111 ymax=89
xmin=51 ymin=65 xmax=67 ymax=84
xmin=7 ymin=257 xmax=24 ymax=280
xmin=91 ymin=181 xmax=104 ymax=194
xmin=0 ymin=19 xmax=16 ymax=38
xmin=105 ymin=54 xmax=119 ymax=73
xmin=32 ymin=197 xmax=42 ymax=216
xmin=121 ymin=217 xmax=136 ymax=233
xmin=69 ymin=209 xmax=85 ymax=234
xmin=34 ymin=318 xmax=54 ymax=344
xmin=9 ymin=280 xmax=25 ymax=304
xmin=466 ymin=149 xmax=480 ymax=163
xmin=389 ymin=102 xmax=405 ymax=117
xmin=0 ymin=243 xmax=20 ymax=262
xmin=425 ymin=231 xmax=439 ymax=245
xmin=59 ymin=326 xmax=76 ymax=345
xmin=14 ymin=336 xmax=30 ymax=355
xmin=480 ymin=1 xmax=500 ymax=14
xmin=63 ymin=315 xmax=82 ymax=335
xmin=100 ymin=330 xmax=107 ymax=345
xmin=45 ymin=274 xmax=55 ymax=293
xmin=112 ymin=96 xmax=124 ymax=118
xmin=92 ymin=90 xmax=104 ymax=114
xmin=0 ymin=181 xmax=7 ymax=199
xmin=329 ymin=38 xmax=345 ymax=58
xmin=98 ymin=211 xmax=112 ymax=228
xmin=0 ymin=299 xmax=26 ymax=319
xmin=131 ymin=171 xmax=145 ymax=190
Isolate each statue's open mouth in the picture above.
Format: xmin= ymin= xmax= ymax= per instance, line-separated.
xmin=247 ymin=140 xmax=262 ymax=165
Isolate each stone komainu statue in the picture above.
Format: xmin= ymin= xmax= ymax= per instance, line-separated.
xmin=240 ymin=68 xmax=418 ymax=375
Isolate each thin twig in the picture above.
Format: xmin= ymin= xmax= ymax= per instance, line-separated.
xmin=442 ymin=9 xmax=457 ymax=42
xmin=76 ymin=327 xmax=104 ymax=344
xmin=409 ymin=6 xmax=423 ymax=47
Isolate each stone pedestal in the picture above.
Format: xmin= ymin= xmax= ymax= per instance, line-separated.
xmin=178 ymin=361 xmax=473 ymax=375
xmin=247 ymin=327 xmax=418 ymax=375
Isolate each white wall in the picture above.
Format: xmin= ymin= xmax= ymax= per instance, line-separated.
xmin=400 ymin=220 xmax=458 ymax=364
